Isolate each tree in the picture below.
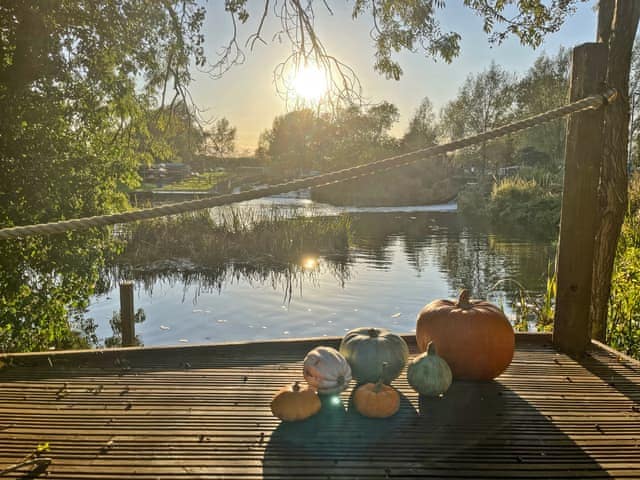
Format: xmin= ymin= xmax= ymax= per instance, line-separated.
xmin=589 ymin=2 xmax=640 ymax=342
xmin=513 ymin=49 xmax=570 ymax=167
xmin=441 ymin=62 xmax=516 ymax=175
xmin=207 ymin=118 xmax=237 ymax=160
xmin=3 ymin=0 xmax=638 ymax=352
xmin=257 ymin=109 xmax=332 ymax=176
xmin=142 ymin=102 xmax=208 ymax=167
xmin=221 ymin=0 xmax=590 ymax=102
xmin=257 ymin=102 xmax=399 ymax=175
xmin=629 ymin=39 xmax=640 ymax=169
xmin=0 ymin=1 xmax=208 ymax=351
xmin=403 ymin=97 xmax=439 ymax=150
xmin=330 ymin=102 xmax=400 ymax=169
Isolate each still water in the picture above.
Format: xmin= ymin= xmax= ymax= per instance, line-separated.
xmin=88 ymin=196 xmax=556 ymax=346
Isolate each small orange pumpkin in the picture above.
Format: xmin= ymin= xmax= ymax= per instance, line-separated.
xmin=270 ymin=381 xmax=321 ymax=422
xmin=353 ymin=364 xmax=400 ymax=418
xmin=416 ymin=290 xmax=514 ymax=380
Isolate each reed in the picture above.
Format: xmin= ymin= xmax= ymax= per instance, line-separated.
xmin=119 ymin=207 xmax=350 ymax=265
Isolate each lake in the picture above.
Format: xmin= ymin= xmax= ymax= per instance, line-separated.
xmin=88 ymin=196 xmax=557 ymax=347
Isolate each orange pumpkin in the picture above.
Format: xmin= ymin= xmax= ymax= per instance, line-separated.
xmin=416 ymin=290 xmax=514 ymax=380
xmin=270 ymin=381 xmax=321 ymax=422
xmin=353 ymin=379 xmax=400 ymax=418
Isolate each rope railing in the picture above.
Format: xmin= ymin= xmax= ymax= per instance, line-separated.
xmin=0 ymin=88 xmax=618 ymax=240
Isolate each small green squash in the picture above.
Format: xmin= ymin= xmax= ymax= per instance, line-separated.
xmin=407 ymin=342 xmax=452 ymax=397
xmin=339 ymin=327 xmax=409 ymax=384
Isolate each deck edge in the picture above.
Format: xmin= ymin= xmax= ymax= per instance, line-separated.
xmin=0 ymin=332 xmax=553 ymax=361
xmin=590 ymin=338 xmax=640 ymax=367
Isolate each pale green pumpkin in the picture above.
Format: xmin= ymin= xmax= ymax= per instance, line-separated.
xmin=407 ymin=342 xmax=452 ymax=396
xmin=339 ymin=327 xmax=409 ymax=384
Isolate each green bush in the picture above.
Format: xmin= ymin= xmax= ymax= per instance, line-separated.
xmin=607 ymin=173 xmax=640 ymax=359
xmin=457 ymin=182 xmax=490 ymax=217
xmin=488 ymin=176 xmax=560 ymax=232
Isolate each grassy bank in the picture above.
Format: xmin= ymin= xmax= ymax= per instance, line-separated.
xmin=458 ymin=172 xmax=561 ymax=235
xmin=117 ymin=209 xmax=352 ymax=277
xmin=140 ymin=172 xmax=227 ymax=192
xmin=311 ymin=159 xmax=462 ymax=206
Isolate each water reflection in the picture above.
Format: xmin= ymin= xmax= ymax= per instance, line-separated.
xmin=92 ymin=207 xmax=556 ymax=346
xmin=301 ymin=256 xmax=319 ymax=271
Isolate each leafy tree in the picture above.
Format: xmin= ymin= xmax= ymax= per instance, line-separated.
xmin=142 ymin=102 xmax=207 ymax=168
xmin=222 ymin=0 xmax=591 ymax=103
xmin=330 ymin=102 xmax=400 ymax=169
xmin=441 ymin=62 xmax=516 ymax=175
xmin=256 ymin=102 xmax=400 ymax=176
xmin=0 ymin=1 xmax=208 ymax=352
xmin=257 ymin=109 xmax=332 ymax=176
xmin=403 ymin=97 xmax=439 ymax=150
xmin=513 ymin=49 xmax=570 ymax=167
xmin=207 ymin=118 xmax=237 ymax=160
xmin=2 ymin=0 xmax=637 ymax=352
xmin=630 ymin=39 xmax=640 ymax=169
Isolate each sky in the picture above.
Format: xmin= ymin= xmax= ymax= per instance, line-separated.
xmin=188 ymin=1 xmax=598 ymax=153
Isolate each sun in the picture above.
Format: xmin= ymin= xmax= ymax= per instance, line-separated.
xmin=292 ymin=64 xmax=328 ymax=102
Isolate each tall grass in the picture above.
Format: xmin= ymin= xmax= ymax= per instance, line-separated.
xmin=489 ymin=176 xmax=561 ymax=232
xmin=120 ymin=208 xmax=350 ymax=264
xmin=112 ymin=208 xmax=353 ymax=299
xmin=607 ymin=174 xmax=640 ymax=359
xmin=491 ymin=264 xmax=556 ymax=332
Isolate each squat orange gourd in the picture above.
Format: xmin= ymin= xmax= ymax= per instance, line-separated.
xmin=416 ymin=290 xmax=514 ymax=380
xmin=353 ymin=364 xmax=400 ymax=418
xmin=270 ymin=381 xmax=321 ymax=421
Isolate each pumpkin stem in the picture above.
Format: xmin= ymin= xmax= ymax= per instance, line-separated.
xmin=374 ymin=361 xmax=389 ymax=392
xmin=368 ymin=328 xmax=380 ymax=338
xmin=427 ymin=341 xmax=438 ymax=356
xmin=292 ymin=381 xmax=300 ymax=392
xmin=374 ymin=378 xmax=384 ymax=393
xmin=457 ymin=289 xmax=472 ymax=309
xmin=336 ymin=375 xmax=345 ymax=386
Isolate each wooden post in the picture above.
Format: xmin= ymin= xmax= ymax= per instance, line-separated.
xmin=589 ymin=0 xmax=640 ymax=341
xmin=553 ymin=43 xmax=608 ymax=356
xmin=119 ymin=281 xmax=135 ymax=347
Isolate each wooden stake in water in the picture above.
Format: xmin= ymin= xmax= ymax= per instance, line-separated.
xmin=119 ymin=281 xmax=135 ymax=347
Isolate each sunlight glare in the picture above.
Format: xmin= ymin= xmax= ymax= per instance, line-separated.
xmin=292 ymin=64 xmax=327 ymax=102
xmin=302 ymin=256 xmax=318 ymax=270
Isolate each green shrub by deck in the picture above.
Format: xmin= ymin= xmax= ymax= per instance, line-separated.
xmin=607 ymin=173 xmax=640 ymax=359
xmin=488 ymin=177 xmax=561 ymax=232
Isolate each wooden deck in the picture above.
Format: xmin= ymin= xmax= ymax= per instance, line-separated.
xmin=0 ymin=333 xmax=639 ymax=479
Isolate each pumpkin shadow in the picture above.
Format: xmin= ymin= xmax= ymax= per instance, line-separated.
xmin=344 ymin=388 xmax=419 ymax=447
xmin=265 ymin=394 xmax=348 ymax=451
xmin=263 ymin=390 xmax=419 ymax=478
xmin=415 ymin=379 xmax=509 ymax=463
xmin=263 ymin=380 xmax=610 ymax=479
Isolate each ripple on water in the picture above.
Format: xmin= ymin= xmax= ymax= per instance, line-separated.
xmin=89 ymin=204 xmax=555 ymax=346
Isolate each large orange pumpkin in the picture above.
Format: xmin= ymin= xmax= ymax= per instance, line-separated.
xmin=416 ymin=290 xmax=514 ymax=380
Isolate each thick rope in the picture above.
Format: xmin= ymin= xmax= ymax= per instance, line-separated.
xmin=0 ymin=89 xmax=618 ymax=240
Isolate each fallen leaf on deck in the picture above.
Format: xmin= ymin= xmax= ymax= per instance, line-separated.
xmin=36 ymin=442 xmax=50 ymax=453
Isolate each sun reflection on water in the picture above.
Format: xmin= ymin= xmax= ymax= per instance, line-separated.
xmin=302 ymin=256 xmax=319 ymax=270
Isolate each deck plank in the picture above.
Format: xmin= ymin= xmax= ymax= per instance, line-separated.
xmin=0 ymin=333 xmax=639 ymax=479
